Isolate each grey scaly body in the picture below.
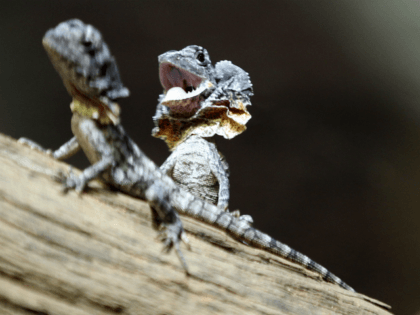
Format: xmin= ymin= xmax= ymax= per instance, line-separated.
xmin=160 ymin=134 xmax=230 ymax=210
xmin=19 ymin=19 xmax=189 ymax=269
xmin=19 ymin=20 xmax=354 ymax=292
xmin=153 ymin=46 xmax=253 ymax=216
xmin=154 ymin=46 xmax=354 ymax=291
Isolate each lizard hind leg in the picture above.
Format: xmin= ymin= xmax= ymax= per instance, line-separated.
xmin=146 ymin=184 xmax=190 ymax=273
xmin=156 ymin=220 xmax=190 ymax=274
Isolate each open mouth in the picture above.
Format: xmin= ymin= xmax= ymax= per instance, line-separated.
xmin=159 ymin=62 xmax=210 ymax=116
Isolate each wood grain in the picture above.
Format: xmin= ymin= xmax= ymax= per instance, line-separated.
xmin=0 ymin=133 xmax=392 ymax=315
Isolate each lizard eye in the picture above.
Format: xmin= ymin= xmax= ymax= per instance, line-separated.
xmin=196 ymin=52 xmax=206 ymax=64
xmin=82 ymin=40 xmax=96 ymax=56
xmin=100 ymin=63 xmax=108 ymax=77
xmin=83 ymin=40 xmax=92 ymax=48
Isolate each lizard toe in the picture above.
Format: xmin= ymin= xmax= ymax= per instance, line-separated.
xmin=157 ymin=222 xmax=189 ymax=272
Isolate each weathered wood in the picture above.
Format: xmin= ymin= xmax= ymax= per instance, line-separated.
xmin=0 ymin=133 xmax=391 ymax=315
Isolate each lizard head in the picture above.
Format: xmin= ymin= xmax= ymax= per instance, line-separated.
xmin=158 ymin=45 xmax=215 ymax=118
xmin=153 ymin=46 xmax=253 ymax=148
xmin=42 ymin=19 xmax=129 ymax=124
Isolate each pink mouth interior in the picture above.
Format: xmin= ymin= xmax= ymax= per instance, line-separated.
xmin=159 ymin=62 xmax=203 ymax=93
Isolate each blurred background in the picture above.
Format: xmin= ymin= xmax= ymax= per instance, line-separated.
xmin=1 ymin=1 xmax=420 ymax=313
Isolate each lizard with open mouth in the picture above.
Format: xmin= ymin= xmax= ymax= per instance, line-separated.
xmin=152 ymin=46 xmax=253 ymax=221
xmin=19 ymin=21 xmax=354 ymax=291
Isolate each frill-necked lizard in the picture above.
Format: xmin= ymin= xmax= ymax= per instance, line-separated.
xmin=19 ymin=19 xmax=190 ymax=269
xmin=152 ymin=46 xmax=253 ymax=222
xmin=19 ymin=20 xmax=354 ymax=292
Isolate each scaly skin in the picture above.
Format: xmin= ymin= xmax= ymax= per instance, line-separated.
xmin=160 ymin=134 xmax=229 ymax=209
xmin=153 ymin=46 xmax=253 ymax=222
xmin=19 ymin=20 xmax=354 ymax=291
xmin=19 ymin=19 xmax=189 ymax=270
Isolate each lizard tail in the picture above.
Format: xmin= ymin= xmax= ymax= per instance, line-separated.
xmin=174 ymin=193 xmax=355 ymax=291
xmin=234 ymin=225 xmax=355 ymax=292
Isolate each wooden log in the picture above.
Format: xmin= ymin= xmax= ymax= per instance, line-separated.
xmin=0 ymin=133 xmax=392 ymax=315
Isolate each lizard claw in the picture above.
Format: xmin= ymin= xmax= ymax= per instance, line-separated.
xmin=18 ymin=138 xmax=54 ymax=157
xmin=157 ymin=222 xmax=190 ymax=274
xmin=54 ymin=167 xmax=86 ymax=194
xmin=181 ymin=232 xmax=191 ymax=251
xmin=53 ymin=170 xmax=69 ymax=193
xmin=230 ymin=209 xmax=253 ymax=225
xmin=238 ymin=214 xmax=253 ymax=225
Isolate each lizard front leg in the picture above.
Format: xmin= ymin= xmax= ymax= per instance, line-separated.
xmin=58 ymin=156 xmax=114 ymax=193
xmin=208 ymin=146 xmax=230 ymax=211
xmin=159 ymin=152 xmax=177 ymax=175
xmin=210 ymin=148 xmax=253 ymax=224
xmin=18 ymin=136 xmax=81 ymax=160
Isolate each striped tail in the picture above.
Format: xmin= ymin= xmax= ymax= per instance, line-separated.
xmin=229 ymin=220 xmax=355 ymax=292
xmin=172 ymin=191 xmax=355 ymax=291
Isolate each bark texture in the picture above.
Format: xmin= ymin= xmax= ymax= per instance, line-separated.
xmin=0 ymin=133 xmax=392 ymax=315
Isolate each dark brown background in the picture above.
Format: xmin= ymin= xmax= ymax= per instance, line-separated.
xmin=1 ymin=1 xmax=420 ymax=314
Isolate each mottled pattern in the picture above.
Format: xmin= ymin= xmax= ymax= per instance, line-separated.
xmin=174 ymin=197 xmax=355 ymax=292
xmin=155 ymin=46 xmax=253 ymax=213
xmin=42 ymin=19 xmax=129 ymax=101
xmin=20 ymin=19 xmax=188 ymax=270
xmin=160 ymin=134 xmax=229 ymax=210
xmin=151 ymin=46 xmax=353 ymax=290
xmin=19 ymin=19 xmax=354 ymax=292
